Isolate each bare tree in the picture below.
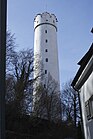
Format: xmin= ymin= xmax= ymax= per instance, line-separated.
xmin=33 ymin=73 xmax=62 ymax=122
xmin=61 ymin=80 xmax=80 ymax=126
xmin=6 ymin=31 xmax=16 ymax=73
xmin=9 ymin=49 xmax=34 ymax=114
xmin=6 ymin=31 xmax=43 ymax=116
xmin=6 ymin=74 xmax=15 ymax=103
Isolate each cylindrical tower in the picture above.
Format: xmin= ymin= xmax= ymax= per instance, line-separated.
xmin=34 ymin=12 xmax=60 ymax=88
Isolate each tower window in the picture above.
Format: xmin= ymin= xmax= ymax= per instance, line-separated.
xmin=53 ymin=20 xmax=55 ymax=23
xmin=44 ymin=84 xmax=46 ymax=88
xmin=45 ymin=30 xmax=47 ymax=33
xmin=46 ymin=19 xmax=48 ymax=21
xmin=45 ymin=70 xmax=47 ymax=74
xmin=45 ymin=49 xmax=48 ymax=52
xmin=45 ymin=39 xmax=48 ymax=43
xmin=46 ymin=58 xmax=48 ymax=62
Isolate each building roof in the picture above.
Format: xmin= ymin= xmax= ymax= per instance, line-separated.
xmin=71 ymin=43 xmax=93 ymax=88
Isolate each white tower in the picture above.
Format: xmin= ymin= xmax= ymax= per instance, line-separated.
xmin=34 ymin=12 xmax=60 ymax=87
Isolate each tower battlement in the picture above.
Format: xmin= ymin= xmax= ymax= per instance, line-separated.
xmin=34 ymin=12 xmax=58 ymax=31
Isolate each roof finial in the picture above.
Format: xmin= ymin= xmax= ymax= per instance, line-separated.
xmin=45 ymin=0 xmax=47 ymax=12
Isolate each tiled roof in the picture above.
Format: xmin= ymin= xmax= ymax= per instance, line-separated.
xmin=71 ymin=43 xmax=93 ymax=88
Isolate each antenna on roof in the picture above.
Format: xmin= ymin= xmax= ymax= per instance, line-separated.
xmin=46 ymin=4 xmax=47 ymax=12
xmin=45 ymin=0 xmax=47 ymax=12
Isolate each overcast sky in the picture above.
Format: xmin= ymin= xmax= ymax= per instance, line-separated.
xmin=7 ymin=0 xmax=93 ymax=86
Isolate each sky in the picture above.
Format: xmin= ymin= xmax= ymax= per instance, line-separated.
xmin=7 ymin=0 xmax=93 ymax=87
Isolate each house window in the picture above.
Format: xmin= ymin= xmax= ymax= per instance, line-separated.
xmin=85 ymin=95 xmax=93 ymax=120
xmin=85 ymin=101 xmax=91 ymax=120
xmin=45 ymin=58 xmax=48 ymax=62
xmin=45 ymin=70 xmax=47 ymax=74
xmin=45 ymin=30 xmax=47 ymax=33
xmin=45 ymin=49 xmax=48 ymax=52
xmin=90 ymin=95 xmax=93 ymax=118
xmin=45 ymin=39 xmax=48 ymax=43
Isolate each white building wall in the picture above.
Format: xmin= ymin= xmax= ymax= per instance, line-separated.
xmin=34 ymin=12 xmax=60 ymax=86
xmin=80 ymin=71 xmax=93 ymax=139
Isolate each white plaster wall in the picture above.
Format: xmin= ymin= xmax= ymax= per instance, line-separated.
xmin=81 ymin=71 xmax=93 ymax=102
xmin=34 ymin=12 xmax=60 ymax=85
xmin=80 ymin=71 xmax=93 ymax=139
